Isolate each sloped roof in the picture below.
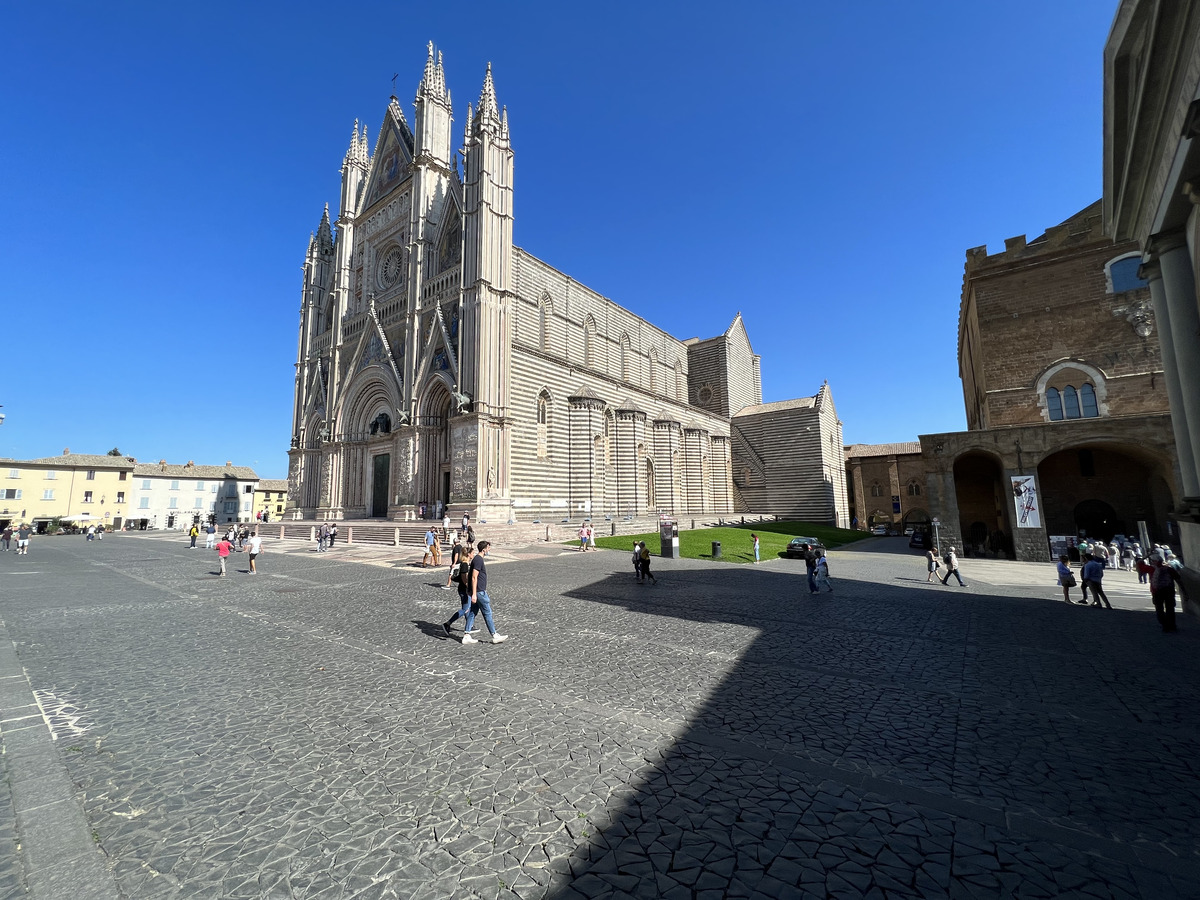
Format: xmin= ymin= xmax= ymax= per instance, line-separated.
xmin=843 ymin=442 xmax=923 ymax=460
xmin=259 ymin=479 xmax=289 ymax=492
xmin=132 ymin=463 xmax=259 ymax=479
xmin=22 ymin=453 xmax=136 ymax=469
xmin=732 ymin=397 xmax=817 ymax=416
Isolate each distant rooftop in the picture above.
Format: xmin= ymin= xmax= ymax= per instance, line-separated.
xmin=844 ymin=442 xmax=923 ymax=459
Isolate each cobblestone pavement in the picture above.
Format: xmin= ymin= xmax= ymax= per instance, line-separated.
xmin=1 ymin=533 xmax=1198 ymax=899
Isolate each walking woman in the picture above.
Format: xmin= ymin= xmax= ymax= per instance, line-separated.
xmin=1056 ymin=554 xmax=1078 ymax=603
xmin=926 ymin=546 xmax=941 ymax=583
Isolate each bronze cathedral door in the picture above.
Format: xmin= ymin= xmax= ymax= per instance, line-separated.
xmin=371 ymin=454 xmax=391 ymax=518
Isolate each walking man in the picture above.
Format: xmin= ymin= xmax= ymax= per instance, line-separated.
xmin=803 ymin=543 xmax=820 ymax=594
xmin=578 ymin=523 xmax=588 ymax=551
xmin=16 ymin=523 xmax=32 ymax=555
xmin=204 ymin=523 xmax=216 ymax=550
xmin=639 ymin=541 xmax=657 ymax=584
xmin=317 ymin=522 xmax=329 ymax=552
xmin=940 ymin=547 xmax=966 ymax=587
xmin=246 ymin=531 xmax=263 ymax=575
xmin=632 ymin=541 xmax=644 ymax=583
xmin=1 ymin=525 xmax=11 ymax=551
xmin=443 ymin=533 xmax=465 ymax=589
xmin=1081 ymin=551 xmax=1111 ymax=608
xmin=422 ymin=527 xmax=438 ymax=567
xmin=215 ymin=533 xmax=233 ymax=576
xmin=461 ymin=541 xmax=507 ymax=644
xmin=188 ymin=524 xmax=199 ymax=548
xmin=1149 ymin=550 xmax=1186 ymax=632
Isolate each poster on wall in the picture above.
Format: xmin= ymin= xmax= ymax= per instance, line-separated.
xmin=1011 ymin=475 xmax=1041 ymax=529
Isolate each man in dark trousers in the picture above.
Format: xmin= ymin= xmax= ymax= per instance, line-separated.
xmin=461 ymin=541 xmax=507 ymax=645
xmin=803 ymin=543 xmax=820 ymax=594
xmin=1149 ymin=550 xmax=1187 ymax=632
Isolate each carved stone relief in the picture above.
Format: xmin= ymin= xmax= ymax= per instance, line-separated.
xmin=363 ymin=192 xmax=412 ymax=237
xmin=451 ymin=421 xmax=478 ymax=500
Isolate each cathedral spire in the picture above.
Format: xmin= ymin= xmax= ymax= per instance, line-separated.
xmin=500 ymin=105 xmax=509 ymax=141
xmin=477 ymin=62 xmax=499 ymax=126
xmin=417 ymin=41 xmax=448 ymax=103
xmin=359 ymin=123 xmax=369 ymax=161
xmin=345 ymin=119 xmax=361 ymax=163
xmin=317 ymin=203 xmax=333 ymax=252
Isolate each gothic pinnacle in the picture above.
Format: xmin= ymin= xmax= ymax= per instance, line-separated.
xmin=478 ymin=62 xmax=498 ymax=120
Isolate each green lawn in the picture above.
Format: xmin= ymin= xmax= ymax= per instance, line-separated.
xmin=579 ymin=520 xmax=867 ymax=564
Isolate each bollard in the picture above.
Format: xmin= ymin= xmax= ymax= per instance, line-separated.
xmin=712 ymin=540 xmax=722 ymax=559
xmin=611 ymin=523 xmax=616 ymax=536
xmin=346 ymin=526 xmax=353 ymax=544
xmin=691 ymin=519 xmax=696 ymax=530
xmin=394 ymin=527 xmax=400 ymax=546
xmin=310 ymin=525 xmax=316 ymax=542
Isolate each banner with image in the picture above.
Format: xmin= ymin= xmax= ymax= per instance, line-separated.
xmin=1011 ymin=475 xmax=1041 ymax=529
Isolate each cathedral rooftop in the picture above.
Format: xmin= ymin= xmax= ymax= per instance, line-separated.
xmin=843 ymin=442 xmax=923 ymax=459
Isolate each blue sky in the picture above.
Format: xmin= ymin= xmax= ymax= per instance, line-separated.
xmin=0 ymin=1 xmax=1115 ymax=479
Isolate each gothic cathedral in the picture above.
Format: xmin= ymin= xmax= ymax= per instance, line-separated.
xmin=288 ymin=45 xmax=789 ymax=524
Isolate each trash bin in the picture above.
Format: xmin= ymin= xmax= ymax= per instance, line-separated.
xmin=712 ymin=540 xmax=722 ymax=559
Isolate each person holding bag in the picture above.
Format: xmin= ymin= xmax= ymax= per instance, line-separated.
xmin=926 ymin=546 xmax=941 ymax=583
xmin=1056 ymin=554 xmax=1078 ymax=603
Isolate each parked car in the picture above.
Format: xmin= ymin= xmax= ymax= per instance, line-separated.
xmin=909 ymin=530 xmax=931 ymax=549
xmin=886 ymin=527 xmax=901 ymax=536
xmin=871 ymin=525 xmax=888 ymax=536
xmin=784 ymin=536 xmax=827 ymax=558
xmin=904 ymin=526 xmax=915 ymax=536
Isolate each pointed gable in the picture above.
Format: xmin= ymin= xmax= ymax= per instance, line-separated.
xmin=362 ymin=98 xmax=415 ymax=210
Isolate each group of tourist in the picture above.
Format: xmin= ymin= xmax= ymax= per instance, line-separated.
xmin=1055 ymin=539 xmax=1187 ymax=631
xmin=210 ymin=527 xmax=263 ymax=576
xmin=1 ymin=523 xmax=33 ymax=554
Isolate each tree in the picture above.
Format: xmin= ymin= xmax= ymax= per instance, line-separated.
xmin=107 ymin=447 xmax=123 ymax=456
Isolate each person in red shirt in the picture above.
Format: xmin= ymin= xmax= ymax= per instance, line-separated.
xmin=215 ymin=536 xmax=233 ymax=577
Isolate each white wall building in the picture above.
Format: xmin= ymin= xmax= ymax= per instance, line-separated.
xmin=130 ymin=462 xmax=259 ymax=530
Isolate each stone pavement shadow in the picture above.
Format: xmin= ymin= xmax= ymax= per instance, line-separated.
xmin=411 ymin=619 xmax=457 ymax=642
xmin=540 ymin=567 xmax=1200 ymax=898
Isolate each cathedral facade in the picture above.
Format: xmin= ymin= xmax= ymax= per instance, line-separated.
xmin=288 ymin=46 xmax=768 ymax=523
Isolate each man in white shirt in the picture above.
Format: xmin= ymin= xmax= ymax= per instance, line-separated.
xmin=247 ymin=532 xmax=263 ymax=575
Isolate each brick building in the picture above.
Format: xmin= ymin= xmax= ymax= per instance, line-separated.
xmin=919 ymin=202 xmax=1179 ymax=561
xmin=845 ymin=442 xmax=926 ymax=532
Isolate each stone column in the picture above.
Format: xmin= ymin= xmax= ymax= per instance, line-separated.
xmin=1148 ymin=232 xmax=1200 ymax=501
xmin=850 ymin=460 xmax=865 ymax=529
xmin=887 ymin=456 xmax=901 ymax=524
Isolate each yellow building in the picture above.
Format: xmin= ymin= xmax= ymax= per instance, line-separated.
xmin=0 ymin=451 xmax=136 ymax=532
xmin=253 ymin=479 xmax=289 ymax=521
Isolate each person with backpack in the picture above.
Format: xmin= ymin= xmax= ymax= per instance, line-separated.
xmin=317 ymin=522 xmax=329 ymax=552
xmin=1149 ymin=550 xmax=1187 ymax=632
xmin=803 ymin=543 xmax=820 ymax=594
xmin=940 ymin=547 xmax=966 ymax=587
xmin=638 ymin=541 xmax=657 ymax=584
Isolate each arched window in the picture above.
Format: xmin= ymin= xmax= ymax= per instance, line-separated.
xmin=583 ymin=316 xmax=596 ymax=369
xmin=1080 ymin=383 xmax=1098 ymax=417
xmin=536 ymin=391 xmax=551 ymax=459
xmin=870 ymin=482 xmax=882 ymax=498
xmin=620 ymin=334 xmax=631 ymax=382
xmin=603 ymin=410 xmax=613 ymax=467
xmin=1047 ymin=387 xmax=1063 ymax=421
xmin=1106 ymin=253 xmax=1148 ymax=293
xmin=907 ymin=480 xmax=921 ymax=497
xmin=538 ymin=300 xmax=551 ymax=352
xmin=1039 ymin=362 xmax=1107 ymax=422
xmin=1063 ymin=386 xmax=1080 ymax=419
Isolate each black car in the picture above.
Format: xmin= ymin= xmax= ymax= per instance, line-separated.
xmin=909 ymin=530 xmax=931 ymax=549
xmin=784 ymin=536 xmax=827 ymax=559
